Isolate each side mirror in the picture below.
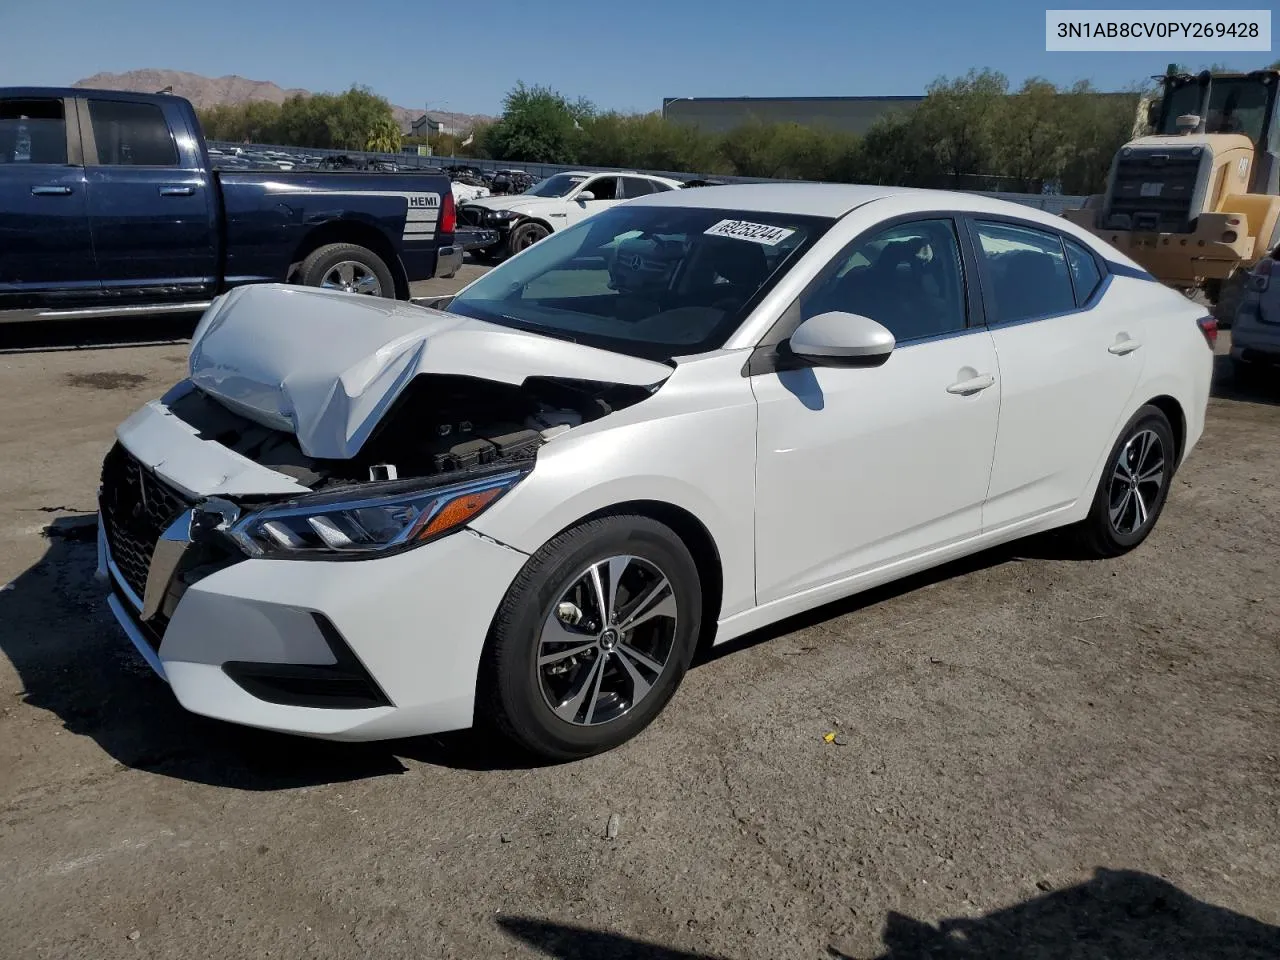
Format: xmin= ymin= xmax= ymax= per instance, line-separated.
xmin=576 ymin=191 xmax=595 ymax=202
xmin=787 ymin=311 xmax=895 ymax=367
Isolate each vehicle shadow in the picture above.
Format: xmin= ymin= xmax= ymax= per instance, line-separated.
xmin=1211 ymin=354 xmax=1280 ymax=406
xmin=497 ymin=868 xmax=1280 ymax=959
xmin=0 ymin=518 xmax=1082 ymax=786
xmin=696 ymin=532 xmax=1073 ymax=666
xmin=0 ymin=315 xmax=199 ymax=354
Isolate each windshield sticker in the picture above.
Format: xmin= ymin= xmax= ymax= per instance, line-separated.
xmin=703 ymin=219 xmax=796 ymax=246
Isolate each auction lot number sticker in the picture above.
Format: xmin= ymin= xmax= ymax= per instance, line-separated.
xmin=704 ymin=220 xmax=796 ymax=246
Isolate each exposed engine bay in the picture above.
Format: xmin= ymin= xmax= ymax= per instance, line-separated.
xmin=169 ymin=374 xmax=652 ymax=491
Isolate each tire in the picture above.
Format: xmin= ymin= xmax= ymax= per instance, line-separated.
xmin=479 ymin=515 xmax=702 ymax=761
xmin=298 ymin=242 xmax=395 ymax=299
xmin=505 ymin=221 xmax=549 ymax=259
xmin=1211 ymin=268 xmax=1247 ymax=329
xmin=1067 ymin=405 xmax=1177 ymax=559
xmin=1232 ymin=357 xmax=1264 ymax=388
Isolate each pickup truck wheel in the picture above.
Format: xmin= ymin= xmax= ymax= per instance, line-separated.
xmin=299 ymin=243 xmax=395 ymax=298
xmin=505 ymin=222 xmax=549 ymax=258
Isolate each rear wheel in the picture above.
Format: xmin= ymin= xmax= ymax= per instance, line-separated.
xmin=479 ymin=515 xmax=702 ymax=761
xmin=1068 ymin=405 xmax=1176 ymax=558
xmin=298 ymin=242 xmax=395 ymax=298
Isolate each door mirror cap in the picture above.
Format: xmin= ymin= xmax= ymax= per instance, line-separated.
xmin=788 ymin=311 xmax=895 ymax=367
xmin=576 ymin=191 xmax=595 ymax=202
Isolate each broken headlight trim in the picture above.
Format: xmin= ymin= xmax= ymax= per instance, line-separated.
xmin=227 ymin=468 xmax=527 ymax=559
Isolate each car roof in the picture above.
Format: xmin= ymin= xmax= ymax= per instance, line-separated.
xmin=628 ymin=181 xmax=1072 ymax=226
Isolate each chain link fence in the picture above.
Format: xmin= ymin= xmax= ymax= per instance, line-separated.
xmin=208 ymin=141 xmax=1085 ymax=214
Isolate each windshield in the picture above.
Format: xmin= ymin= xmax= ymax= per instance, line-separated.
xmin=522 ymin=173 xmax=589 ymax=198
xmin=1160 ymin=78 xmax=1273 ymax=142
xmin=447 ymin=205 xmax=832 ymax=361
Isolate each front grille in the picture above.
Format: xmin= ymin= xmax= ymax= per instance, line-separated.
xmin=458 ymin=205 xmax=486 ymax=228
xmin=1106 ymin=150 xmax=1204 ymax=233
xmin=99 ymin=443 xmax=190 ymax=602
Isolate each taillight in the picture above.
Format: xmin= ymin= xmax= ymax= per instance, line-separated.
xmin=440 ymin=191 xmax=456 ymax=234
xmin=1197 ymin=315 xmax=1218 ymax=349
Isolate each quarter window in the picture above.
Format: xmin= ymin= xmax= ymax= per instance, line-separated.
xmin=1064 ymin=237 xmax=1103 ymax=305
xmin=87 ymin=100 xmax=178 ymax=166
xmin=0 ymin=98 xmax=67 ymax=165
xmin=973 ymin=221 xmax=1075 ymax=323
xmin=800 ymin=219 xmax=968 ymax=342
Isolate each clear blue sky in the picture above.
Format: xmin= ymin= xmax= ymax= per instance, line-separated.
xmin=0 ymin=0 xmax=1274 ymax=116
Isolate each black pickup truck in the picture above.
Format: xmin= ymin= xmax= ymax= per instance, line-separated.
xmin=0 ymin=87 xmax=462 ymax=320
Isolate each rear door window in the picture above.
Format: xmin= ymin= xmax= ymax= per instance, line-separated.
xmin=620 ymin=176 xmax=656 ymax=199
xmin=0 ymin=98 xmax=67 ymax=165
xmin=87 ymin=99 xmax=178 ymax=166
xmin=972 ymin=221 xmax=1076 ymax=323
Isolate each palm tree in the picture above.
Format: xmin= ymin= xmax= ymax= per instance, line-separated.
xmin=365 ymin=117 xmax=402 ymax=154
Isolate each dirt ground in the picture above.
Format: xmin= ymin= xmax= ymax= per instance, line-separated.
xmin=0 ymin=286 xmax=1277 ymax=959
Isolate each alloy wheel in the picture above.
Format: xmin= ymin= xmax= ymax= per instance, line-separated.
xmin=1108 ymin=428 xmax=1165 ymax=536
xmin=321 ymin=261 xmax=382 ymax=296
xmin=537 ymin=555 xmax=678 ymax=726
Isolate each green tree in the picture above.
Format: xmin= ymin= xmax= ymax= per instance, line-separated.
xmin=486 ymin=83 xmax=586 ymax=163
xmin=366 ymin=116 xmax=402 ymax=153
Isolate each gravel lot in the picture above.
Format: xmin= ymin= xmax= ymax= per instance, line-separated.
xmin=1 ymin=282 xmax=1278 ymax=959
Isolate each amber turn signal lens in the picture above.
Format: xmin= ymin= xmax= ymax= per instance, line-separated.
xmin=417 ymin=488 xmax=503 ymax=540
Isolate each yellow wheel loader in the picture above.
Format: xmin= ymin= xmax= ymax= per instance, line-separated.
xmin=1065 ymin=69 xmax=1280 ymax=326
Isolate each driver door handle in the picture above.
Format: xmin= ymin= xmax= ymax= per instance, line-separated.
xmin=946 ymin=373 xmax=996 ymax=396
xmin=159 ymin=185 xmax=195 ymax=197
xmin=1108 ymin=338 xmax=1142 ymax=356
xmin=31 ymin=185 xmax=72 ymax=196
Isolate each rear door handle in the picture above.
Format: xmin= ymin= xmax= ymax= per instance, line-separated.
xmin=1108 ymin=339 xmax=1142 ymax=356
xmin=31 ymin=185 xmax=72 ymax=196
xmin=946 ymin=373 xmax=996 ymax=396
xmin=159 ymin=185 xmax=195 ymax=197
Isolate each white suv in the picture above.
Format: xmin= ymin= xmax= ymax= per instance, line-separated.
xmin=458 ymin=171 xmax=682 ymax=259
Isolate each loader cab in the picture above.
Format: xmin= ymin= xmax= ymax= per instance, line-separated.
xmin=1154 ymin=70 xmax=1280 ymax=194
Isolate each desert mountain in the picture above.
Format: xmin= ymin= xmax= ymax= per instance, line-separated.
xmin=73 ymin=69 xmax=490 ymax=133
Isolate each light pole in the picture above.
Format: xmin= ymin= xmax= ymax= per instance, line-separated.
xmin=661 ymin=97 xmax=694 ymax=121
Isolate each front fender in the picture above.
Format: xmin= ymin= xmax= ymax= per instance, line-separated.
xmin=469 ymin=355 xmax=759 ymax=618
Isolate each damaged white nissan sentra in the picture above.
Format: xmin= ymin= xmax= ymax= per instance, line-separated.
xmin=98 ymin=183 xmax=1215 ymax=759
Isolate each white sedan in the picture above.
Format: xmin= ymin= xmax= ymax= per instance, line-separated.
xmin=98 ymin=183 xmax=1214 ymax=759
xmin=458 ymin=170 xmax=683 ymax=259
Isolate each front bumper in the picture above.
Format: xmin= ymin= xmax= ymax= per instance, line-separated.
xmin=99 ymin=440 xmax=530 ymax=741
xmin=455 ymin=227 xmax=501 ymax=252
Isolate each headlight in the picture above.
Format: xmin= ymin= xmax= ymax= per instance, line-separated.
xmin=484 ymin=209 xmax=521 ymax=221
xmin=227 ymin=469 xmax=526 ymax=559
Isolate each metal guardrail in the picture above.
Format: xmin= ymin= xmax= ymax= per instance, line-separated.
xmin=208 ymin=141 xmax=1085 ymax=212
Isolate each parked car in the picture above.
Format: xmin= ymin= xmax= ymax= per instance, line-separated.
xmin=1229 ymin=245 xmax=1280 ymax=384
xmin=459 ymin=170 xmax=682 ymax=259
xmin=0 ymin=88 xmax=461 ymax=319
xmin=97 ymin=183 xmax=1214 ymax=759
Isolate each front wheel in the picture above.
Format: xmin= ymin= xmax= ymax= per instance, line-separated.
xmin=479 ymin=515 xmax=702 ymax=761
xmin=505 ymin=221 xmax=549 ymax=258
xmin=1067 ymin=405 xmax=1176 ymax=558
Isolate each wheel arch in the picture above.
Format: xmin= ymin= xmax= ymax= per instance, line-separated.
xmin=1144 ymin=394 xmax=1186 ymax=464
xmin=290 ymin=219 xmax=409 ymax=299
xmin=558 ymin=500 xmax=724 ymax=651
xmin=514 ymin=215 xmax=556 ymax=235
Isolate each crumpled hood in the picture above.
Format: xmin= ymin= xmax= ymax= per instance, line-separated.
xmin=187 ymin=284 xmax=672 ymax=460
